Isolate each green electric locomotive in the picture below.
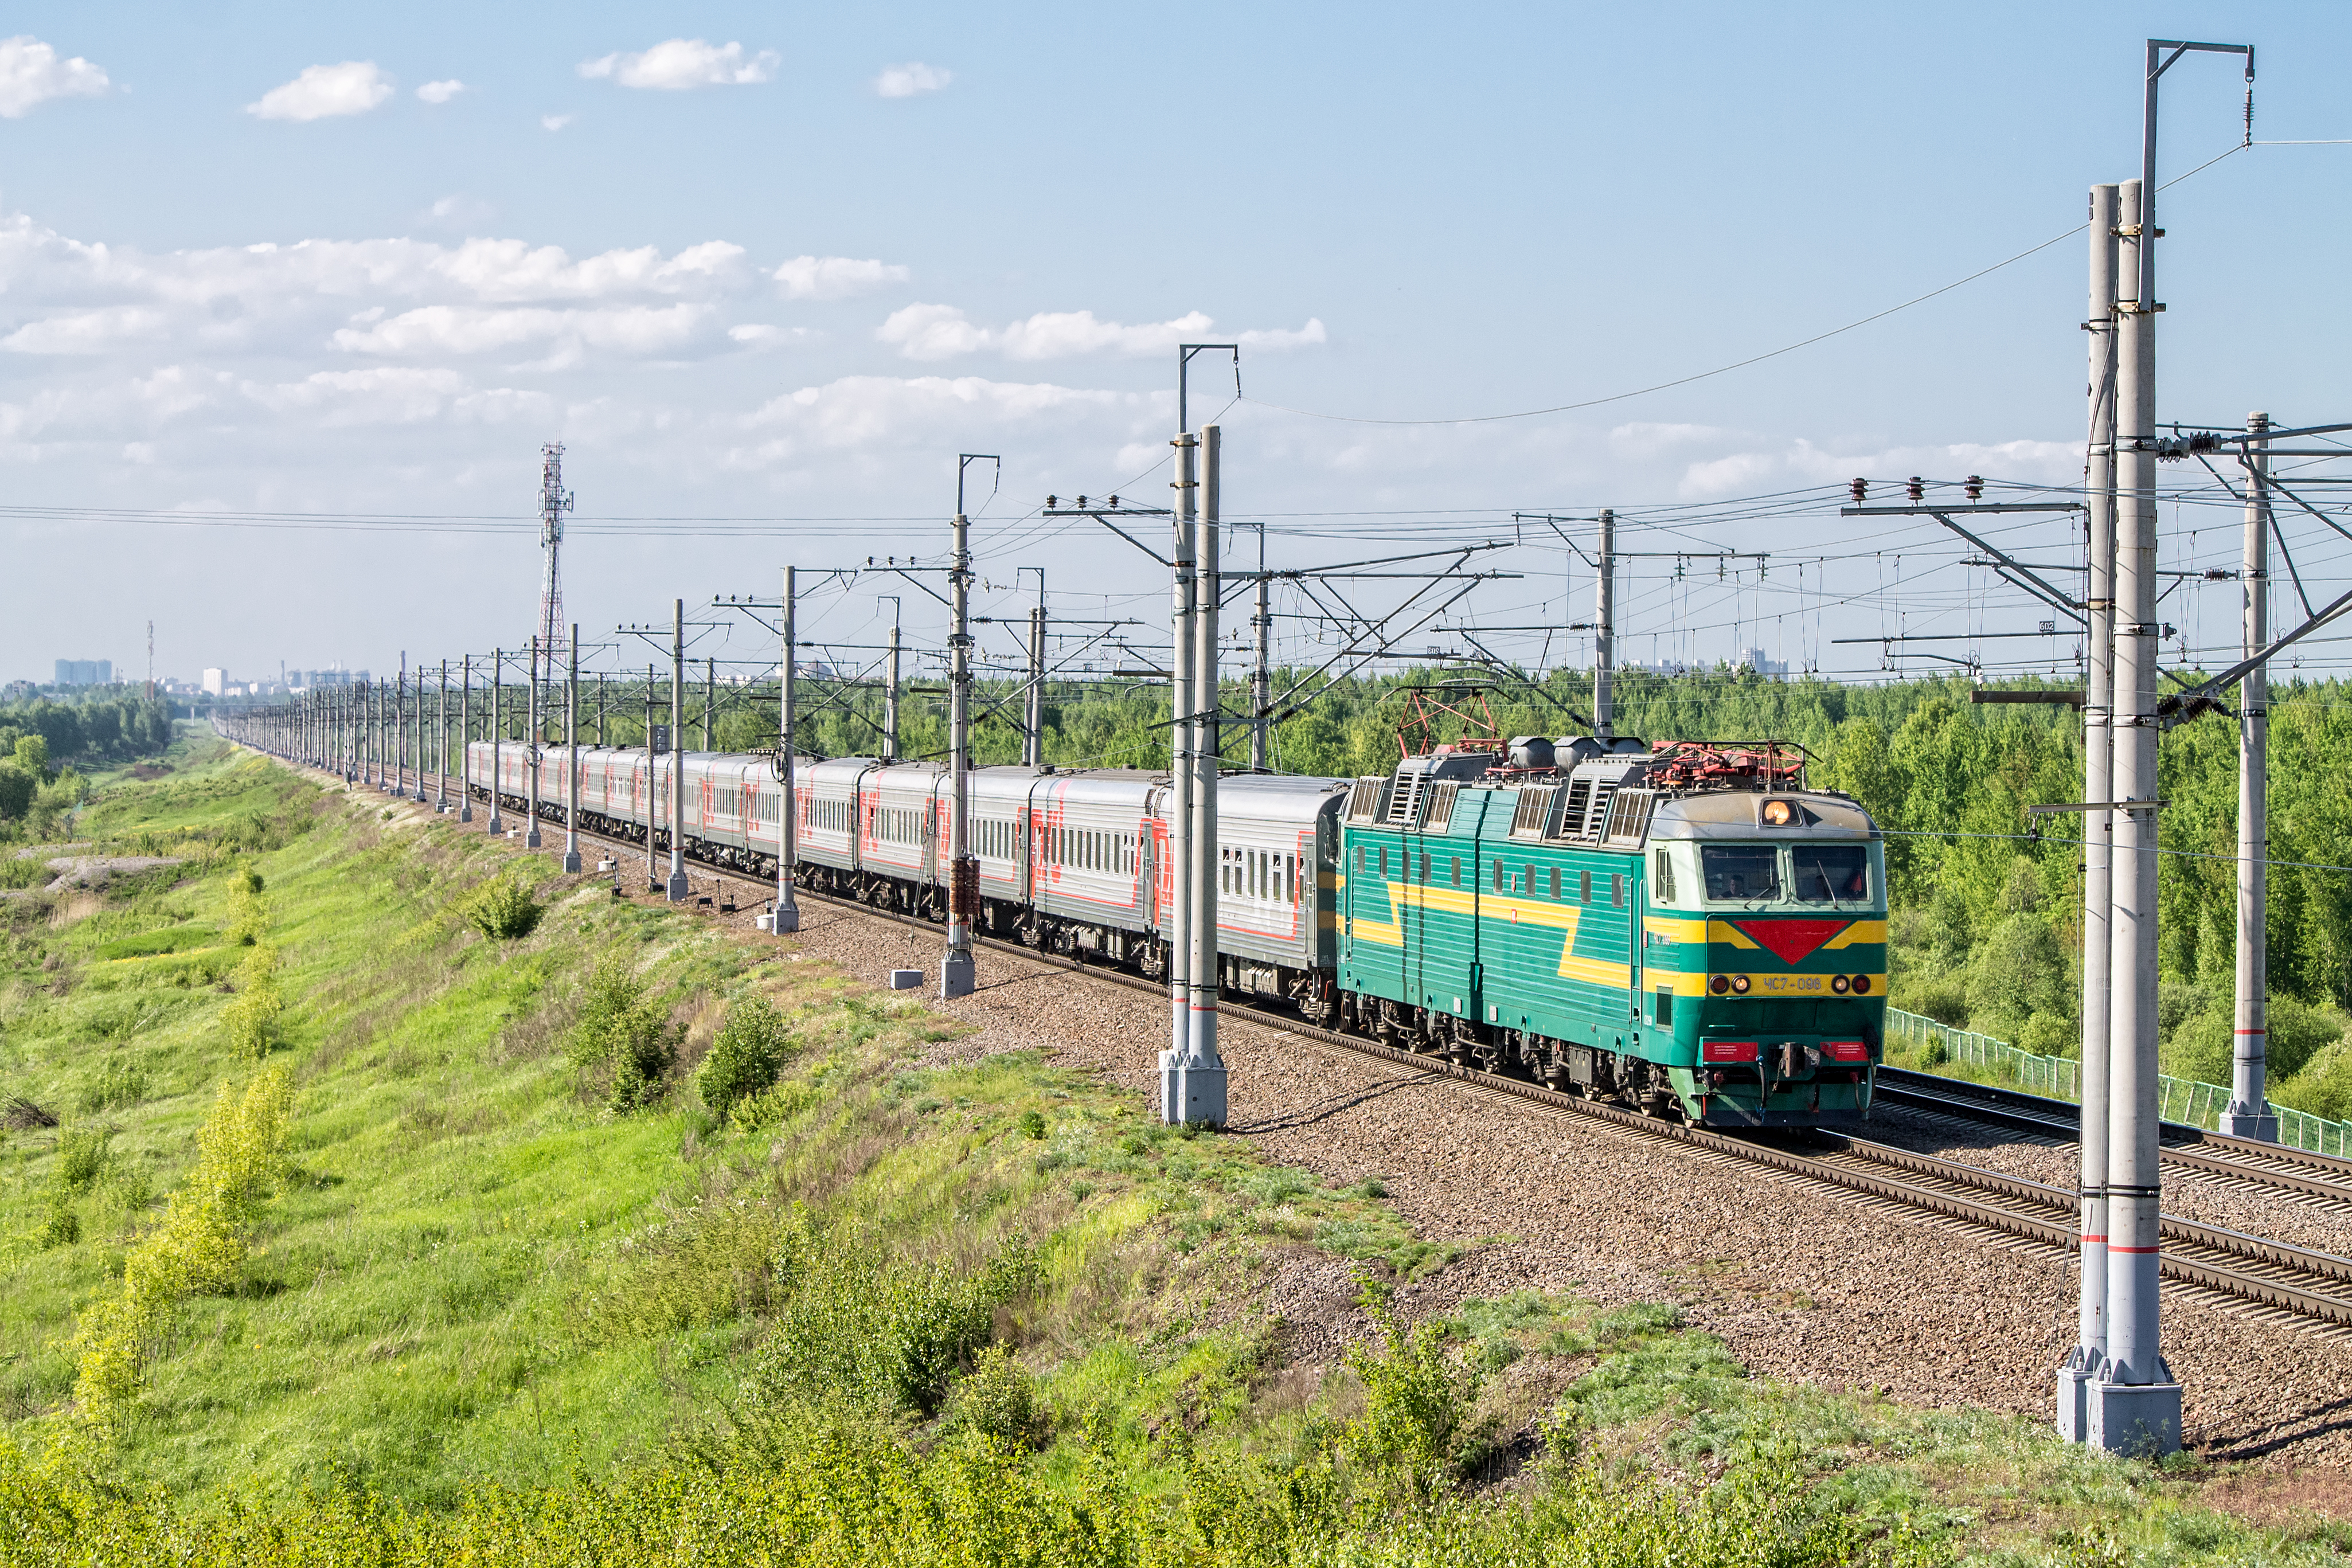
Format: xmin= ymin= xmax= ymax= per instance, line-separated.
xmin=1334 ymin=738 xmax=1885 ymax=1127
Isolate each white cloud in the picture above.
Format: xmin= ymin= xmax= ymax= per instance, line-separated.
xmin=2 ymin=306 xmax=169 ymax=354
xmin=330 ymin=302 xmax=714 ymax=362
xmin=1671 ymin=435 xmax=2080 ymax=500
xmin=0 ymin=36 xmax=110 ymax=118
xmin=727 ymin=323 xmax=805 ymax=348
xmin=579 ymin=39 xmax=778 ymax=90
xmin=772 ymin=255 xmax=908 ymax=300
xmin=541 ymin=113 xmax=574 ymax=131
xmin=247 ymin=61 xmax=394 ymax=122
xmin=876 ymin=304 xmax=1322 ymax=362
xmin=416 ymin=79 xmax=465 ymax=105
xmin=873 ymin=62 xmax=950 ymax=99
xmin=734 ymin=373 xmax=1141 ymax=466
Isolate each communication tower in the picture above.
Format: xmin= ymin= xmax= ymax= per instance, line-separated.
xmin=537 ymin=443 xmax=575 ymax=671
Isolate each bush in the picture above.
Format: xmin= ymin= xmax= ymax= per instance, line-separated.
xmin=751 ymin=1213 xmax=1041 ymax=1419
xmin=1017 ymin=1109 xmax=1046 ymax=1141
xmin=568 ymin=958 xmax=678 ymax=1112
xmin=1342 ymin=1301 xmax=1480 ymax=1503
xmin=944 ymin=1343 xmax=1043 ymax=1449
xmin=221 ymin=944 xmax=284 ymax=1061
xmin=54 ymin=1127 xmax=111 ymax=1190
xmin=463 ymin=877 xmax=544 ymax=942
xmin=698 ymin=995 xmax=792 ymax=1112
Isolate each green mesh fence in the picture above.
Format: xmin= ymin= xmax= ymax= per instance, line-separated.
xmin=1882 ymin=1006 xmax=2352 ymax=1158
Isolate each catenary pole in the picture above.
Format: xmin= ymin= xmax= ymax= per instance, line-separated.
xmin=2061 ymin=181 xmax=2122 ymax=1443
xmin=562 ymin=626 xmax=583 ymax=873
xmin=436 ymin=660 xmax=450 ymax=811
xmin=393 ymin=656 xmax=407 ymax=798
xmin=1162 ymin=431 xmax=1198 ymax=1119
xmin=668 ymin=603 xmax=688 ymax=901
xmin=1025 ymin=601 xmax=1046 ymax=767
xmin=1182 ymin=424 xmax=1228 ymax=1125
xmin=772 ymin=566 xmax=801 ymax=934
xmin=941 ymin=508 xmax=978 ymax=998
xmin=2093 ymin=175 xmax=2181 ymax=1456
xmin=525 ymin=636 xmax=545 ymax=848
xmin=883 ymin=606 xmax=902 ymax=763
xmin=2222 ymin=412 xmax=2276 ymax=1139
xmin=705 ymin=656 xmax=715 ymax=750
xmin=1251 ymin=572 xmax=1272 ymax=772
xmin=487 ymin=656 xmax=504 ymax=834
xmin=1594 ymin=509 xmax=1616 ymax=742
xmin=644 ymin=664 xmax=658 ymax=891
xmin=460 ymin=657 xmax=474 ymax=822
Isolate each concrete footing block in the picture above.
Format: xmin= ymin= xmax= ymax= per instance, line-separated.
xmin=2088 ymin=1374 xmax=2182 ymax=1457
xmin=888 ymin=968 xmax=921 ymax=990
xmin=939 ymin=951 xmax=975 ymax=999
xmin=2218 ymin=1109 xmax=2280 ymax=1141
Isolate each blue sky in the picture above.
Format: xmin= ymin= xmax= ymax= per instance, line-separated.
xmin=3 ymin=2 xmax=2347 ymax=695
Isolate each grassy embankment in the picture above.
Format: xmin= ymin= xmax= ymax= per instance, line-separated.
xmin=0 ymin=738 xmax=2348 ymax=1561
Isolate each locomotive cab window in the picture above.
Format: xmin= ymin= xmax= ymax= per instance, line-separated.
xmin=1652 ymin=847 xmax=1677 ymax=903
xmin=1702 ymin=844 xmax=1782 ymax=902
xmin=1792 ymin=844 xmax=1871 ymax=903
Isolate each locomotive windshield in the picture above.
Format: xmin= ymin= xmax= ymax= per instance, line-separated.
xmin=1791 ymin=843 xmax=1870 ymax=903
xmin=1701 ymin=845 xmax=1780 ymax=901
xmin=1696 ymin=842 xmax=1875 ymax=905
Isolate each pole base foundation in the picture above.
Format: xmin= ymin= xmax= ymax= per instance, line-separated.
xmin=459 ymin=805 xmax=473 ymax=823
xmin=2218 ymin=1108 xmax=2279 ymax=1141
xmin=561 ymin=850 xmax=583 ymax=873
xmin=666 ymin=871 xmax=690 ymax=902
xmin=2056 ymin=1349 xmax=2098 ymax=1443
xmin=770 ymin=901 xmax=800 ymax=934
xmin=2087 ymin=1373 xmax=2182 ymax=1457
xmin=525 ymin=828 xmax=543 ymax=848
xmin=1160 ymin=1053 xmax=1227 ymax=1129
xmin=940 ymin=951 xmax=975 ymax=999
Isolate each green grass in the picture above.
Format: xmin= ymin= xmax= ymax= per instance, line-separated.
xmin=2 ymin=742 xmax=2350 ymax=1563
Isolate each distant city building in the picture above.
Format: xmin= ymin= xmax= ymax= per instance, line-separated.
xmin=1736 ymin=648 xmax=1788 ymax=677
xmin=53 ymin=659 xmax=111 ymax=687
xmin=201 ymin=668 xmax=226 ymax=697
xmin=3 ymin=679 xmax=34 ymax=701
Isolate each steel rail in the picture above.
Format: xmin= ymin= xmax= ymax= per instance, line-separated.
xmin=1879 ymin=1068 xmax=2352 ymax=1201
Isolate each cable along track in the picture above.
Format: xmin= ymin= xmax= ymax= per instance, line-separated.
xmin=450 ymin=787 xmax=2352 ymax=1337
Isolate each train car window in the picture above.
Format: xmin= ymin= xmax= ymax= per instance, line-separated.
xmin=1418 ymin=851 xmax=1430 ymax=882
xmin=1581 ymin=868 xmax=1593 ymax=905
xmin=1355 ymin=846 xmax=1364 ymax=872
xmin=1701 ymin=845 xmax=1781 ymax=901
xmin=1492 ymin=859 xmax=1505 ymax=894
xmin=1550 ymin=867 xmax=1562 ymax=900
xmin=1653 ymin=847 xmax=1677 ymax=902
xmin=1451 ymin=857 xmax=1462 ymax=887
xmin=1523 ymin=863 xmax=1534 ymax=896
xmin=1612 ymin=873 xmax=1626 ymax=908
xmin=1792 ymin=844 xmax=1869 ymax=902
xmin=1379 ymin=846 xmax=1389 ymax=877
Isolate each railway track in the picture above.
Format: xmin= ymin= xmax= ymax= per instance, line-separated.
xmin=346 ymin=768 xmax=2352 ymax=1337
xmin=1879 ymin=1068 xmax=2352 ymax=1207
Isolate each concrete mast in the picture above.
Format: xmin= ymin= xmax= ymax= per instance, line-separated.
xmin=941 ymin=510 xmax=977 ymax=998
xmin=562 ymin=627 xmax=583 ymax=873
xmin=2060 ymin=181 xmax=2122 ymax=1442
xmin=667 ymin=602 xmax=688 ymax=901
xmin=1594 ymin=509 xmax=1616 ymax=742
xmin=773 ymin=566 xmax=801 ymax=935
xmin=525 ymin=636 xmax=544 ymax=849
xmin=1162 ymin=432 xmax=1198 ymax=1119
xmin=2092 ymin=175 xmax=2181 ymax=1456
xmin=2221 ymin=413 xmax=2276 ymax=1139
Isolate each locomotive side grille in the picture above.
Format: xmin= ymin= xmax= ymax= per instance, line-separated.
xmin=1580 ymin=781 xmax=1618 ymax=841
xmin=1508 ymin=785 xmax=1555 ymax=839
xmin=1423 ymin=781 xmax=1460 ymax=831
xmin=1385 ymin=771 xmax=1425 ymax=826
xmin=1554 ymin=778 xmax=1593 ymax=840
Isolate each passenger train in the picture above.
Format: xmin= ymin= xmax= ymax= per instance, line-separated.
xmin=463 ymin=734 xmax=1886 ymax=1129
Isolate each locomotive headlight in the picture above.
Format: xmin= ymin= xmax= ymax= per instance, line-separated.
xmin=1831 ymin=974 xmax=1851 ymax=994
xmin=1761 ymin=798 xmax=1796 ymax=827
xmin=1708 ymin=975 xmax=1730 ymax=995
xmin=1730 ymin=975 xmax=1751 ymax=994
